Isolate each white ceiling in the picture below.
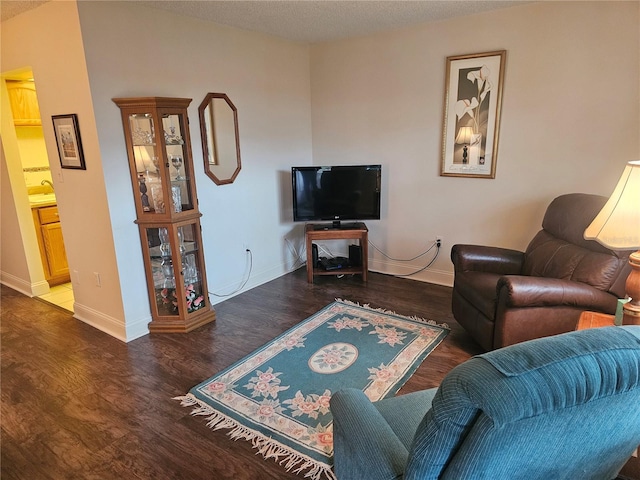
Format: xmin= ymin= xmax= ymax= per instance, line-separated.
xmin=1 ymin=0 xmax=531 ymax=43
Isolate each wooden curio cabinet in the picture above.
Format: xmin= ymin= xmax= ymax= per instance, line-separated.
xmin=113 ymin=97 xmax=215 ymax=333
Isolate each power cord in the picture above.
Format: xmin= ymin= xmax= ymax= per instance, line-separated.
xmin=284 ymin=237 xmax=306 ymax=268
xmin=316 ymin=243 xmax=336 ymax=259
xmin=209 ymin=248 xmax=253 ymax=298
xmin=369 ymin=238 xmax=441 ymax=277
xmin=394 ymin=243 xmax=440 ymax=277
xmin=369 ymin=238 xmax=439 ymax=262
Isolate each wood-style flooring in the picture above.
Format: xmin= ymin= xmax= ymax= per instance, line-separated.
xmin=1 ymin=268 xmax=481 ymax=479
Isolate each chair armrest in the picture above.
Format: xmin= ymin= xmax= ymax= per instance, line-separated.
xmin=330 ymin=389 xmax=408 ymax=480
xmin=451 ymin=244 xmax=525 ymax=275
xmin=497 ymin=275 xmax=617 ymax=311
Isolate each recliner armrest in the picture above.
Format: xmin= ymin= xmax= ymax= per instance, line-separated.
xmin=451 ymin=244 xmax=524 ymax=275
xmin=330 ymin=389 xmax=408 ymax=480
xmin=497 ymin=275 xmax=617 ymax=311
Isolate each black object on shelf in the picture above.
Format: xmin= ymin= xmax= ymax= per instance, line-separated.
xmin=319 ymin=256 xmax=350 ymax=271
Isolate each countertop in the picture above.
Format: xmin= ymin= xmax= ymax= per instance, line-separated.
xmin=29 ymin=193 xmax=57 ymax=208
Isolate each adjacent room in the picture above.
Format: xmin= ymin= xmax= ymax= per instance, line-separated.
xmin=2 ymin=1 xmax=639 ymax=479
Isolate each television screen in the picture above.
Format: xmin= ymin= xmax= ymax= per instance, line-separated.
xmin=292 ymin=165 xmax=381 ymax=225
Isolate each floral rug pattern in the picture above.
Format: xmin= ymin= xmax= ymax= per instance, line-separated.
xmin=175 ymin=299 xmax=449 ymax=480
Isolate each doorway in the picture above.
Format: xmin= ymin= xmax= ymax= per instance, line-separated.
xmin=2 ymin=69 xmax=75 ymax=312
xmin=38 ymin=282 xmax=74 ymax=312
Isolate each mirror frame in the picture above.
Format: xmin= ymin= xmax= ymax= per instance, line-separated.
xmin=198 ymin=93 xmax=241 ymax=185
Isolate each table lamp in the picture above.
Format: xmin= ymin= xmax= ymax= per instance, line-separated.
xmin=584 ymin=160 xmax=640 ymax=325
xmin=455 ymin=126 xmax=474 ymax=164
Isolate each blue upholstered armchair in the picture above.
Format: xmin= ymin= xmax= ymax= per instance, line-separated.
xmin=330 ymin=326 xmax=640 ymax=480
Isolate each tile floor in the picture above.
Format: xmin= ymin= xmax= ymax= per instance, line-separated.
xmin=38 ymin=282 xmax=74 ymax=312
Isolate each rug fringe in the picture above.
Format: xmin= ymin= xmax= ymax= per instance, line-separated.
xmin=335 ymin=298 xmax=450 ymax=330
xmin=174 ymin=394 xmax=337 ymax=480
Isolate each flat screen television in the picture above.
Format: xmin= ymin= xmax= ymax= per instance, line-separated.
xmin=292 ymin=165 xmax=381 ymax=228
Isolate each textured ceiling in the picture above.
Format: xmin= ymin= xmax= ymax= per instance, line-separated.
xmin=1 ymin=0 xmax=49 ymax=23
xmin=2 ymin=0 xmax=531 ymax=43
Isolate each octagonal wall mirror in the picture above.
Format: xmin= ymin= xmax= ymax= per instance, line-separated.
xmin=198 ymin=93 xmax=241 ymax=185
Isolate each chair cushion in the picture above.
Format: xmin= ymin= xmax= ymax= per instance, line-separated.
xmin=524 ymin=193 xmax=633 ymax=297
xmin=373 ymin=389 xmax=437 ymax=449
xmin=524 ymin=230 xmax=626 ymax=292
xmin=476 ymin=326 xmax=640 ymax=424
xmin=331 ymin=388 xmax=409 ymax=480
xmin=537 ymin=193 xmax=610 ymax=251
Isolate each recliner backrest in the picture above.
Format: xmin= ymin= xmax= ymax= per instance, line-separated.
xmin=404 ymin=327 xmax=640 ymax=480
xmin=522 ymin=193 xmax=632 ymax=297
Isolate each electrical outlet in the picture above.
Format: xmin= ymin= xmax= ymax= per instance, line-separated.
xmin=243 ymin=242 xmax=250 ymax=252
xmin=436 ymin=235 xmax=443 ymax=246
xmin=93 ymin=272 xmax=101 ymax=287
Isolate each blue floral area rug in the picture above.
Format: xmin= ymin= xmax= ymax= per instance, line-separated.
xmin=175 ymin=299 xmax=449 ymax=480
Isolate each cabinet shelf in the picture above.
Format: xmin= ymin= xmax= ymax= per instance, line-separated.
xmin=148 ymin=241 xmax=198 ymax=258
xmin=311 ymin=266 xmax=365 ymax=277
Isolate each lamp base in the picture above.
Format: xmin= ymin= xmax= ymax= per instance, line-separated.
xmin=623 ymin=250 xmax=640 ymax=326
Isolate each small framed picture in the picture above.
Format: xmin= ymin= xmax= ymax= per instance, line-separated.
xmin=440 ymin=50 xmax=506 ymax=179
xmin=52 ymin=114 xmax=86 ymax=170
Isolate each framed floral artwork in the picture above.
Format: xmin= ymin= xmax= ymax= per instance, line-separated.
xmin=440 ymin=50 xmax=506 ymax=178
xmin=52 ymin=113 xmax=86 ymax=170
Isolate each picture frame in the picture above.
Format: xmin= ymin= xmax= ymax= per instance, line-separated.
xmin=52 ymin=114 xmax=86 ymax=170
xmin=440 ymin=50 xmax=506 ymax=178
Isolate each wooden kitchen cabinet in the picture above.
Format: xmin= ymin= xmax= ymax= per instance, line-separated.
xmin=7 ymin=80 xmax=41 ymax=126
xmin=41 ymin=223 xmax=69 ymax=279
xmin=32 ymin=205 xmax=70 ymax=286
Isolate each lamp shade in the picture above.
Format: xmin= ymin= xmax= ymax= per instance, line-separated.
xmin=584 ymin=160 xmax=640 ymax=249
xmin=455 ymin=126 xmax=474 ymax=145
xmin=134 ymin=146 xmax=155 ymax=173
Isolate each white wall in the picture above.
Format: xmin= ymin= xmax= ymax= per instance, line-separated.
xmin=0 ymin=136 xmax=36 ymax=293
xmin=1 ymin=2 xmax=129 ymax=338
xmin=310 ymin=1 xmax=640 ymax=285
xmin=76 ymin=2 xmax=312 ymax=312
xmin=1 ymin=1 xmax=312 ymax=342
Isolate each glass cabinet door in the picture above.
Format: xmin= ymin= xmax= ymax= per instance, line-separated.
xmin=177 ymin=223 xmax=206 ymax=313
xmin=143 ymin=222 xmax=208 ymax=318
xmin=129 ymin=113 xmax=163 ymax=214
xmin=161 ymin=112 xmax=195 ymax=215
xmin=124 ymin=108 xmax=196 ymax=219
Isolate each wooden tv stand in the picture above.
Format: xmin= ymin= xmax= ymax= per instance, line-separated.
xmin=305 ymin=222 xmax=368 ymax=283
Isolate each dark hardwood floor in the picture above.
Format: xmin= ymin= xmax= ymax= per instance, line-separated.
xmin=1 ymin=268 xmax=481 ymax=480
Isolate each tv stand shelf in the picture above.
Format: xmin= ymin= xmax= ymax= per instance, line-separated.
xmin=305 ymin=222 xmax=368 ymax=283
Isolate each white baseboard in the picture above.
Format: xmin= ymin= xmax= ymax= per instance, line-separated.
xmin=0 ymin=271 xmax=50 ymax=296
xmin=73 ymin=302 xmax=149 ymax=343
xmin=368 ymin=258 xmax=454 ymax=287
xmin=208 ymin=262 xmax=291 ymax=305
xmin=1 ymin=272 xmax=149 ymax=342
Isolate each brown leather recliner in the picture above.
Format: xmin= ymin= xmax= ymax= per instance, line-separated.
xmin=451 ymin=193 xmax=632 ymax=351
